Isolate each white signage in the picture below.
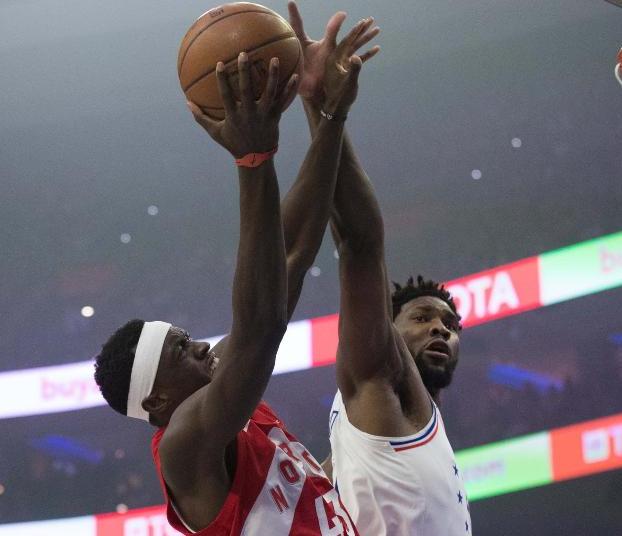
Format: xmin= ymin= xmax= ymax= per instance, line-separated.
xmin=1 ymin=320 xmax=312 ymax=420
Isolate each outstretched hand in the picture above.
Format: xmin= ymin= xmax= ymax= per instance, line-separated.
xmin=187 ymin=53 xmax=298 ymax=158
xmin=322 ymin=20 xmax=372 ymax=118
xmin=288 ymin=1 xmax=380 ymax=103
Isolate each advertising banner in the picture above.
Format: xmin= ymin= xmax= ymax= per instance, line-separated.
xmin=456 ymin=432 xmax=552 ymax=501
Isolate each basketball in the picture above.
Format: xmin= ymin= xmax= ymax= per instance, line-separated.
xmin=178 ymin=2 xmax=302 ymax=119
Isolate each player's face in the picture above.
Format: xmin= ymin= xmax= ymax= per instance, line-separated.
xmin=394 ymin=296 xmax=461 ymax=392
xmin=152 ymin=326 xmax=219 ymax=409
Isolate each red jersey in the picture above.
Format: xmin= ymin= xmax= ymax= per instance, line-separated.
xmin=151 ymin=401 xmax=358 ymax=536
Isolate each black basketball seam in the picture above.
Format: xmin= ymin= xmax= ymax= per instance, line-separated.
xmin=179 ymin=9 xmax=274 ymax=69
xmin=182 ymin=33 xmax=297 ymax=93
xmin=198 ymin=43 xmax=301 ymax=113
xmin=178 ymin=9 xmax=290 ymax=74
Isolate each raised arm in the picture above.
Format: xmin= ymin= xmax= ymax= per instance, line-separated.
xmin=288 ymin=3 xmax=395 ymax=380
xmin=322 ymin=108 xmax=399 ymax=390
xmin=280 ymin=19 xmax=368 ymax=320
xmin=162 ymin=55 xmax=296 ymax=464
xmin=280 ymin=116 xmax=345 ymax=319
xmin=289 ymin=3 xmax=431 ymax=432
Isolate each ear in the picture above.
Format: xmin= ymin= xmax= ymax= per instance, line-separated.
xmin=142 ymin=392 xmax=169 ymax=416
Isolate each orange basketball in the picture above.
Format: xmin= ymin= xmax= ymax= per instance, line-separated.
xmin=178 ymin=2 xmax=302 ymax=119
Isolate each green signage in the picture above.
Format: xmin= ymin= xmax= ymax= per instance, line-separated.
xmin=456 ymin=432 xmax=553 ymax=501
xmin=539 ymin=231 xmax=622 ymax=306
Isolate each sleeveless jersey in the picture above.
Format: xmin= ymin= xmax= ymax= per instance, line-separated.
xmin=329 ymin=391 xmax=472 ymax=535
xmin=152 ymin=401 xmax=359 ymax=536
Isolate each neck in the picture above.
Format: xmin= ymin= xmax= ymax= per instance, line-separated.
xmin=427 ymin=387 xmax=441 ymax=406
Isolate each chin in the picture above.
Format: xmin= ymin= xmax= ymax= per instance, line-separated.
xmin=417 ymin=361 xmax=456 ymax=392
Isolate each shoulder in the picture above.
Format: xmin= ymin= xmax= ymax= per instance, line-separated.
xmin=157 ymin=403 xmax=229 ymax=494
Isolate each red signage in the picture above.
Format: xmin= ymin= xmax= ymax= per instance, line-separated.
xmin=96 ymin=505 xmax=180 ymax=536
xmin=308 ymin=258 xmax=542 ymax=366
xmin=445 ymin=257 xmax=541 ymax=327
xmin=311 ymin=314 xmax=339 ymax=367
xmin=551 ymin=413 xmax=622 ymax=482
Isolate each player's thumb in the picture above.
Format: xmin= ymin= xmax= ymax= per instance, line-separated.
xmin=347 ymin=55 xmax=362 ymax=81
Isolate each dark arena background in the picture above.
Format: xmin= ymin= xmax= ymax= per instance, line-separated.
xmin=1 ymin=0 xmax=621 ymax=534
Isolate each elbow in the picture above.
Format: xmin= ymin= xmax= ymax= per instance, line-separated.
xmin=272 ymin=315 xmax=288 ymax=340
xmin=255 ymin=324 xmax=287 ymax=358
xmin=252 ymin=313 xmax=288 ymax=348
xmin=227 ymin=314 xmax=287 ymax=372
xmin=338 ymin=231 xmax=384 ymax=258
xmin=232 ymin=302 xmax=288 ymax=351
xmin=331 ymin=220 xmax=384 ymax=258
xmin=287 ymin=250 xmax=312 ymax=281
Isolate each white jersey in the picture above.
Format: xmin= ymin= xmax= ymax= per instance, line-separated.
xmin=329 ymin=391 xmax=472 ymax=536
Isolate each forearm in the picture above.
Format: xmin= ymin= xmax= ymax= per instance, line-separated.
xmin=281 ymin=116 xmax=345 ymax=319
xmin=303 ymin=98 xmax=384 ymax=254
xmin=231 ymin=160 xmax=287 ymax=337
xmin=162 ymin=158 xmax=287 ymax=460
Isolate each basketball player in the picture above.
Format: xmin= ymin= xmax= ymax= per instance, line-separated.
xmin=288 ymin=2 xmax=473 ymax=534
xmin=94 ymin=21 xmax=378 ymax=535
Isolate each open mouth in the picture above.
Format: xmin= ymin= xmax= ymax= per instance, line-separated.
xmin=425 ymin=340 xmax=450 ymax=358
xmin=207 ymin=351 xmax=219 ymax=376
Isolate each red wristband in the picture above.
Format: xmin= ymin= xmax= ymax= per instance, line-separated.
xmin=235 ymin=146 xmax=278 ymax=168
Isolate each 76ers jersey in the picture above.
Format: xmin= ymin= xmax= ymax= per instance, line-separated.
xmin=329 ymin=391 xmax=472 ymax=536
xmin=152 ymin=401 xmax=358 ymax=536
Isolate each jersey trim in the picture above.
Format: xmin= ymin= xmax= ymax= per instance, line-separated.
xmin=389 ymin=402 xmax=439 ymax=452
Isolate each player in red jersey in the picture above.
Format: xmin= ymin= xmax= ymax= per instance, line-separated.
xmin=94 ymin=20 xmax=379 ymax=535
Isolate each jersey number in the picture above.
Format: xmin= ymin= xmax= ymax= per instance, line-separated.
xmin=315 ymin=489 xmax=355 ymax=535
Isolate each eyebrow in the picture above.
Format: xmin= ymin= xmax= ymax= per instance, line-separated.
xmin=411 ymin=304 xmax=459 ymax=321
xmin=170 ymin=330 xmax=190 ymax=358
xmin=172 ymin=328 xmax=190 ymax=340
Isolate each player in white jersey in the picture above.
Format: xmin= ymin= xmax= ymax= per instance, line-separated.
xmin=289 ymin=2 xmax=472 ymax=534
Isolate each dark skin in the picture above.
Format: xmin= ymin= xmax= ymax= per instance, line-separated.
xmin=142 ymin=327 xmax=215 ymax=428
xmin=143 ymin=54 xmax=293 ymax=528
xmin=287 ymin=2 xmax=461 ymax=478
xmin=139 ymin=25 xmax=375 ymax=529
xmin=393 ymin=296 xmax=461 ymax=403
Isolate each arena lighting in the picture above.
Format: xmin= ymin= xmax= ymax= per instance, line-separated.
xmin=0 ymin=230 xmax=620 ymax=421
xmin=29 ymin=435 xmax=104 ymax=464
xmin=609 ymin=333 xmax=622 ymax=345
xmin=2 ymin=412 xmax=621 ymax=534
xmin=487 ymin=363 xmax=564 ymax=393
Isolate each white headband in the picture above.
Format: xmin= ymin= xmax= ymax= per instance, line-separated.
xmin=127 ymin=321 xmax=171 ymax=422
xmin=616 ymin=63 xmax=622 ymax=88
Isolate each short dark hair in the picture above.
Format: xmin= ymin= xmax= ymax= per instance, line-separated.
xmin=391 ymin=275 xmax=461 ymax=326
xmin=94 ymin=319 xmax=145 ymax=416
